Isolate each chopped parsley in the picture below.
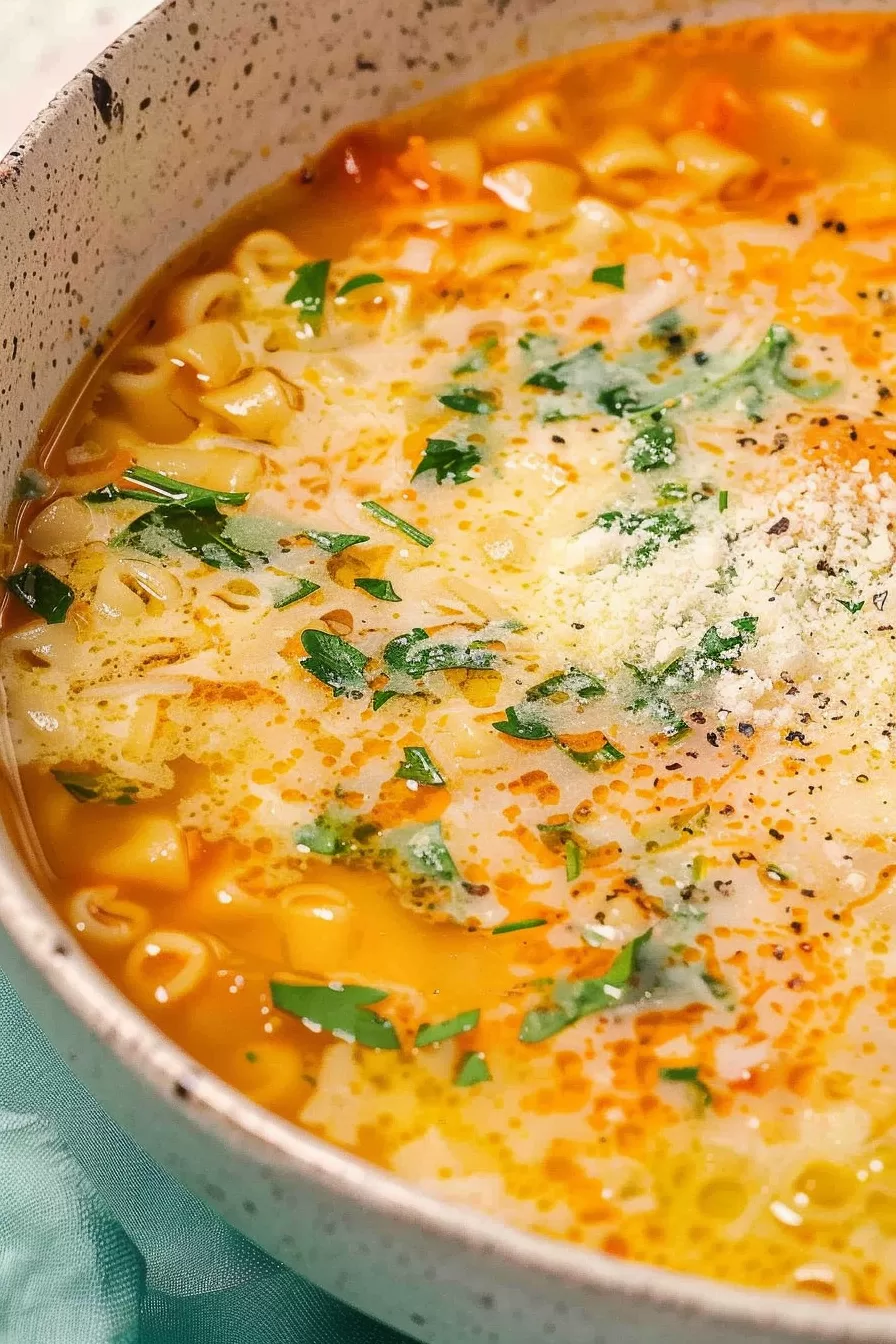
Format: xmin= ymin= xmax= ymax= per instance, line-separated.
xmin=51 ymin=768 xmax=139 ymax=805
xmin=14 ymin=468 xmax=50 ymax=500
xmin=354 ymin=577 xmax=401 ymax=602
xmin=591 ymin=262 xmax=625 ymax=289
xmin=519 ymin=929 xmax=653 ymax=1043
xmin=396 ymin=819 xmax=460 ymax=885
xmin=837 ymin=598 xmax=864 ymax=614
xmin=718 ymin=489 xmax=729 ymax=513
xmin=454 ymin=1051 xmax=491 ymax=1086
xmin=301 ymin=529 xmax=369 ymax=554
xmin=298 ymin=629 xmax=369 ymax=698
xmin=412 ymin=437 xmax=481 ymax=484
xmin=395 ymin=745 xmax=445 ymax=786
xmin=453 ymin=336 xmax=498 ymax=375
xmin=595 ymin=508 xmax=693 ymax=568
xmin=383 ymin=627 xmax=497 ymax=682
xmin=295 ymin=812 xmax=356 ymax=855
xmin=273 ymin=578 xmax=319 ymax=608
xmin=493 ymin=668 xmax=613 ymax=767
xmin=648 ymin=308 xmax=697 ymax=356
xmin=436 ymin=388 xmax=497 ymax=416
xmin=111 ymin=502 xmax=269 ymax=571
xmin=659 ymin=1064 xmax=712 ymax=1111
xmin=523 ymin=339 xmax=646 ymax=422
xmin=492 ymin=918 xmax=548 ymax=935
xmin=335 ymin=272 xmax=384 ymax=297
xmin=697 ymin=324 xmax=833 ymax=421
xmin=565 ymin=839 xmax=583 ymax=881
xmin=628 ymin=615 xmax=758 ymax=739
xmin=6 ymin=564 xmax=74 ymax=624
xmin=285 ymin=259 xmax=330 ymax=336
xmin=270 ymin=981 xmax=399 ymax=1049
xmin=628 ymin=420 xmax=678 ymax=472
xmin=361 ymin=500 xmax=433 ymax=548
xmin=415 ymin=1008 xmax=479 ymax=1047
xmin=85 ymin=465 xmax=248 ymax=508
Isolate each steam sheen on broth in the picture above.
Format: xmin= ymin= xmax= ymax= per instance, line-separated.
xmin=8 ymin=11 xmax=896 ymax=1303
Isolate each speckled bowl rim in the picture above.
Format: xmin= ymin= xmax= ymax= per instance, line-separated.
xmin=1 ymin=1 xmax=896 ymax=1337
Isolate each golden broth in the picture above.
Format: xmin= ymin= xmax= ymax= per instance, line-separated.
xmin=7 ymin=10 xmax=896 ymax=1303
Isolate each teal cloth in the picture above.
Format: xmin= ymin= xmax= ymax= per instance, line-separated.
xmin=0 ymin=969 xmax=412 ymax=1344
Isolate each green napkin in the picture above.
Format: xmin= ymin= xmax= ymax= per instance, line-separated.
xmin=0 ymin=969 xmax=412 ymax=1343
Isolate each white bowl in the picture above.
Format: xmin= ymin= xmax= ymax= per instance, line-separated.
xmin=0 ymin=1 xmax=893 ymax=1339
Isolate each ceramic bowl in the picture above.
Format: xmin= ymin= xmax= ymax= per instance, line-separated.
xmin=1 ymin=0 xmax=894 ymax=1340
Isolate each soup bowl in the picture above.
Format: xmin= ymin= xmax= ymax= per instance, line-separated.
xmin=1 ymin=0 xmax=895 ymax=1341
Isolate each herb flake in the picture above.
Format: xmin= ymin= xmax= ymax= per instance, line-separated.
xmin=6 ymin=564 xmax=74 ymax=624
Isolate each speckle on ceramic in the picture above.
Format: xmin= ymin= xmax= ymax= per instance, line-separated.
xmin=0 ymin=0 xmax=894 ymax=1342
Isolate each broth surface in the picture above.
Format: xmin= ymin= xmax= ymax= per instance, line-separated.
xmin=7 ymin=11 xmax=896 ymax=1302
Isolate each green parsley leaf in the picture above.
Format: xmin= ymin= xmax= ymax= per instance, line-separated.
xmin=519 ymin=929 xmax=653 ymax=1043
xmin=648 ymin=308 xmax=698 ymax=356
xmin=412 ymin=437 xmax=482 ymax=484
xmin=524 ymin=341 xmax=645 ymax=422
xmin=415 ymin=1008 xmax=479 ymax=1047
xmin=273 ymin=578 xmax=319 ymax=609
xmin=591 ymin=263 xmax=625 ymax=289
xmin=698 ymin=324 xmax=833 ymax=422
xmin=383 ymin=627 xmax=496 ymax=678
xmin=492 ymin=918 xmax=548 ymax=935
xmin=298 ymin=629 xmax=369 ymax=698
xmin=595 ymin=508 xmax=693 ymax=568
xmin=85 ymin=465 xmax=248 ymax=507
xmin=354 ymin=577 xmax=401 ymax=602
xmin=493 ymin=668 xmax=607 ymax=756
xmin=436 ymin=388 xmax=497 ymax=416
xmin=629 ymin=420 xmax=678 ymax=472
xmin=6 ymin=564 xmax=74 ymax=624
xmin=454 ymin=1051 xmax=491 ymax=1086
xmin=527 ymin=668 xmax=606 ymax=702
xmin=627 ymin=616 xmax=757 ymax=738
xmin=51 ymin=768 xmax=139 ymax=805
xmin=371 ymin=689 xmax=400 ymax=711
xmin=565 ymin=839 xmax=583 ymax=881
xmin=361 ymin=500 xmax=433 ymax=548
xmin=301 ymin=529 xmax=370 ymax=554
xmin=659 ymin=1064 xmax=712 ymax=1110
xmin=14 ymin=468 xmax=50 ymax=500
xmin=718 ymin=489 xmax=729 ymax=513
xmin=285 ymin=259 xmax=330 ymax=336
xmin=295 ymin=813 xmax=355 ymax=855
xmin=701 ymin=971 xmax=734 ymax=1004
xmin=492 ymin=704 xmax=553 ymax=740
xmin=454 ymin=336 xmax=498 ymax=375
xmin=656 ymin=481 xmax=689 ymax=505
xmin=399 ymin=820 xmax=460 ymax=884
xmin=395 ymin=745 xmax=445 ymax=786
xmin=335 ymin=272 xmax=384 ymax=298
xmin=271 ymin=981 xmax=399 ymax=1049
xmin=111 ymin=502 xmax=266 ymax=570
xmin=836 ymin=598 xmax=864 ymax=614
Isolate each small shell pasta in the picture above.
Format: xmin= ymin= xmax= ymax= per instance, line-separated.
xmin=426 ymin=137 xmax=483 ymax=191
xmin=167 ymin=320 xmax=246 ymax=388
xmin=579 ymin=125 xmax=673 ymax=202
xmin=200 ymin=368 xmax=297 ymax=441
xmin=665 ymin=129 xmax=762 ymax=200
xmin=124 ymin=928 xmax=212 ymax=1005
xmin=482 ymin=160 xmax=580 ymax=228
xmin=232 ymin=229 xmax=303 ymax=283
xmin=24 ymin=497 xmax=93 ymax=557
xmin=167 ymin=271 xmax=243 ymax=329
xmin=476 ymin=92 xmax=568 ymax=161
xmin=69 ymin=885 xmax=151 ymax=948
xmin=107 ymin=346 xmax=195 ymax=443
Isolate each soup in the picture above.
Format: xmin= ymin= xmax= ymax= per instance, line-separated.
xmin=6 ymin=9 xmax=896 ymax=1303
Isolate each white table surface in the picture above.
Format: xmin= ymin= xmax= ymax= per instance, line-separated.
xmin=0 ymin=0 xmax=157 ymax=154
